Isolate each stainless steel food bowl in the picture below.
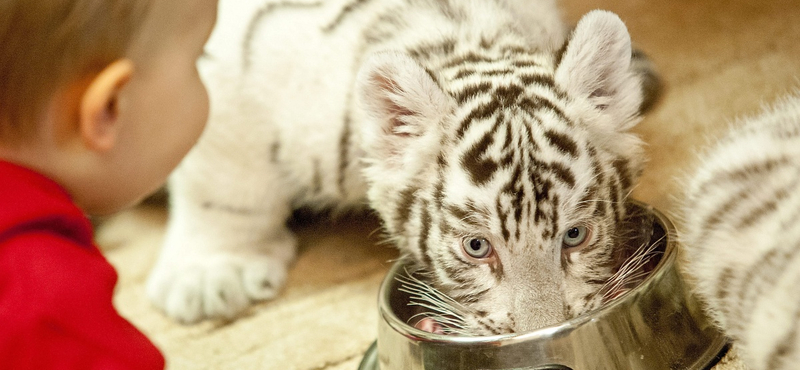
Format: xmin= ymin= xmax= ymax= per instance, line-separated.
xmin=359 ymin=202 xmax=728 ymax=370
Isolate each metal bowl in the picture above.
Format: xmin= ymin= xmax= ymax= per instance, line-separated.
xmin=359 ymin=202 xmax=729 ymax=370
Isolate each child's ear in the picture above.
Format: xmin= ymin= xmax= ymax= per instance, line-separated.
xmin=79 ymin=59 xmax=134 ymax=152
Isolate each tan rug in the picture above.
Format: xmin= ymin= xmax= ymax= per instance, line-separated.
xmin=98 ymin=0 xmax=800 ymax=368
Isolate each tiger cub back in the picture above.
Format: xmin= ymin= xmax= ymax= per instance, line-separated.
xmin=682 ymin=92 xmax=800 ymax=370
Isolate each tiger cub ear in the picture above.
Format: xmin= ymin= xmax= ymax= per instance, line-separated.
xmin=555 ymin=10 xmax=642 ymax=130
xmin=356 ymin=52 xmax=454 ymax=167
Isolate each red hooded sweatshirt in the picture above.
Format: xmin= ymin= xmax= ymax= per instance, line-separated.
xmin=0 ymin=160 xmax=164 ymax=369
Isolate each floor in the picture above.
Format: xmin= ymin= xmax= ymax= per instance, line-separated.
xmin=98 ymin=0 xmax=800 ymax=368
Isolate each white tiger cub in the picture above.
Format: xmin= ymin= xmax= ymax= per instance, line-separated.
xmin=146 ymin=0 xmax=656 ymax=334
xmin=682 ymin=93 xmax=800 ymax=369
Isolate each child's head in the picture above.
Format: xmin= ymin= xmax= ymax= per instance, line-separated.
xmin=0 ymin=1 xmax=150 ymax=142
xmin=0 ymin=0 xmax=217 ymax=214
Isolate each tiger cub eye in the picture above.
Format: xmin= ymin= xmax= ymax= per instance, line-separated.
xmin=563 ymin=226 xmax=589 ymax=249
xmin=463 ymin=238 xmax=492 ymax=258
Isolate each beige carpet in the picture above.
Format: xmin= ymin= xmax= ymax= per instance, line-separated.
xmin=98 ymin=0 xmax=800 ymax=368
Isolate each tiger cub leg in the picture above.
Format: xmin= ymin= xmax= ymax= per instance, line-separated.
xmin=145 ymin=143 xmax=296 ymax=323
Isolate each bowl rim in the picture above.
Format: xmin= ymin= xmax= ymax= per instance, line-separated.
xmin=378 ymin=201 xmax=676 ymax=345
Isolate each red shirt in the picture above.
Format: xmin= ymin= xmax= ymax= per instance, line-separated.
xmin=0 ymin=160 xmax=165 ymax=370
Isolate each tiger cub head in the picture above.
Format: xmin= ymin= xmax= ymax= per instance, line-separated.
xmin=356 ymin=10 xmax=647 ymax=335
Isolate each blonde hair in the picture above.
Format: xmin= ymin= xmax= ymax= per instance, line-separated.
xmin=0 ymin=0 xmax=152 ymax=143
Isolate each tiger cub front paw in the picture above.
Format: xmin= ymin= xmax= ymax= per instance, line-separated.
xmin=145 ymin=253 xmax=289 ymax=324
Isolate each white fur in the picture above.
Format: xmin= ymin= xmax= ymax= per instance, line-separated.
xmin=682 ymin=92 xmax=800 ymax=369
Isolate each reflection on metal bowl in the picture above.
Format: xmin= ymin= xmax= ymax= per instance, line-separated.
xmin=359 ymin=201 xmax=729 ymax=370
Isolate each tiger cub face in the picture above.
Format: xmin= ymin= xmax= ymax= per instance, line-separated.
xmin=357 ymin=11 xmax=646 ymax=335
